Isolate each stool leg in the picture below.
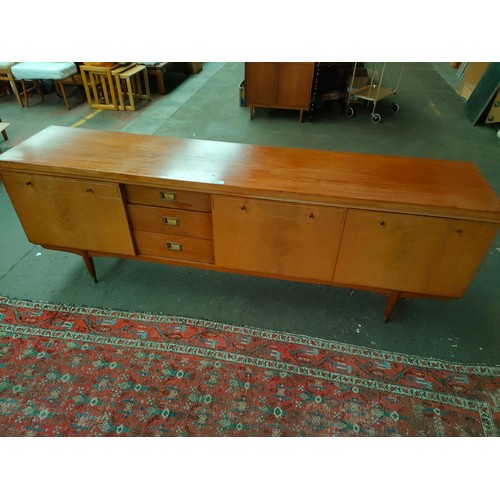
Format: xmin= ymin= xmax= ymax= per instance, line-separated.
xmin=34 ymin=80 xmax=45 ymax=102
xmin=143 ymin=68 xmax=151 ymax=100
xmin=21 ymin=80 xmax=29 ymax=107
xmin=8 ymin=74 xmax=24 ymax=107
xmin=57 ymin=80 xmax=71 ymax=110
xmin=126 ymin=77 xmax=135 ymax=111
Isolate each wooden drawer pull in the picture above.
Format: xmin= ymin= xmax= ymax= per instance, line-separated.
xmin=163 ymin=216 xmax=179 ymax=226
xmin=166 ymin=242 xmax=182 ymax=251
xmin=160 ymin=191 xmax=176 ymax=201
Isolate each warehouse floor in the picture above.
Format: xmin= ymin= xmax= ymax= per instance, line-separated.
xmin=0 ymin=62 xmax=499 ymax=365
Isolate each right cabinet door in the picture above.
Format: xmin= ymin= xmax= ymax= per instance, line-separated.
xmin=334 ymin=210 xmax=498 ymax=297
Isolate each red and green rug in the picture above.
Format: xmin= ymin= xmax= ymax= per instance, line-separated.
xmin=0 ymin=294 xmax=498 ymax=436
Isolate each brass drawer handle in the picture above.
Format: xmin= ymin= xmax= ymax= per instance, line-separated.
xmin=163 ymin=216 xmax=179 ymax=226
xmin=160 ymin=192 xmax=176 ymax=201
xmin=166 ymin=242 xmax=182 ymax=251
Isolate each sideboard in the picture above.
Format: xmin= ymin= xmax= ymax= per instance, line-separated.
xmin=1 ymin=126 xmax=499 ymax=321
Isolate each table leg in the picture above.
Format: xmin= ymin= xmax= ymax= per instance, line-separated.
xmin=156 ymin=70 xmax=165 ymax=95
xmin=384 ymin=290 xmax=401 ymax=323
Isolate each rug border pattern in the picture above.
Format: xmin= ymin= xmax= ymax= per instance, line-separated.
xmin=0 ymin=322 xmax=496 ymax=436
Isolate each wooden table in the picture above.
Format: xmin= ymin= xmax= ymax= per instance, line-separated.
xmin=1 ymin=126 xmax=499 ymax=320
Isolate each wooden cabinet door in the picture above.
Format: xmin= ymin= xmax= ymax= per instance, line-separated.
xmin=2 ymin=172 xmax=135 ymax=255
xmin=212 ymin=195 xmax=345 ymax=281
xmin=245 ymin=63 xmax=279 ymax=105
xmin=334 ymin=209 xmax=498 ymax=297
xmin=277 ymin=63 xmax=315 ymax=109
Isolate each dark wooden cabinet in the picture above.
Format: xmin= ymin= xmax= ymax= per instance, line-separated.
xmin=245 ymin=62 xmax=315 ymax=122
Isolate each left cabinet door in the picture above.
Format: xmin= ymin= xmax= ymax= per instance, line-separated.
xmin=2 ymin=172 xmax=135 ymax=255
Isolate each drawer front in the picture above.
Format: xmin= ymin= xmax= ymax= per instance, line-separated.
xmin=127 ymin=204 xmax=213 ymax=239
xmin=125 ymin=185 xmax=211 ymax=212
xmin=334 ymin=209 xmax=498 ymax=297
xmin=133 ymin=231 xmax=214 ymax=263
xmin=4 ymin=172 xmax=122 ymax=199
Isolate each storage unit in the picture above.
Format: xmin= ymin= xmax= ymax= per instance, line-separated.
xmin=1 ymin=126 xmax=499 ymax=321
xmin=245 ymin=62 xmax=315 ymax=122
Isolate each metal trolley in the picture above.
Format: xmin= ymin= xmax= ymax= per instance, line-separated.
xmin=345 ymin=62 xmax=404 ymax=123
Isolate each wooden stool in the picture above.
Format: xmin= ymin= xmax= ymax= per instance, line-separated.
xmin=114 ymin=64 xmax=150 ymax=111
xmin=11 ymin=62 xmax=81 ymax=110
xmin=0 ymin=62 xmax=23 ymax=107
xmin=80 ymin=64 xmax=131 ymax=110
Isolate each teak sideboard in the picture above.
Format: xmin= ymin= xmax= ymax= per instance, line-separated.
xmin=1 ymin=126 xmax=499 ymax=321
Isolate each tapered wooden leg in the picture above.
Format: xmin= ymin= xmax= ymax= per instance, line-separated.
xmin=384 ymin=291 xmax=401 ymax=323
xmin=9 ymin=77 xmax=24 ymax=107
xmin=299 ymin=109 xmax=304 ymax=123
xmin=81 ymin=251 xmax=98 ymax=283
xmin=21 ymin=80 xmax=29 ymax=107
xmin=250 ymin=106 xmax=254 ymax=119
xmin=58 ymin=80 xmax=71 ymax=110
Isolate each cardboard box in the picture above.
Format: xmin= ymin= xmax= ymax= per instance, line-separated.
xmin=458 ymin=62 xmax=490 ymax=100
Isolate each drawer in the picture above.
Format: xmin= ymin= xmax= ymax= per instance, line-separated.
xmin=128 ymin=204 xmax=213 ymax=239
xmin=133 ymin=231 xmax=214 ymax=263
xmin=3 ymin=172 xmax=122 ymax=199
xmin=125 ymin=185 xmax=211 ymax=212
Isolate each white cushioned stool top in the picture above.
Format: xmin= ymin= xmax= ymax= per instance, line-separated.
xmin=12 ymin=62 xmax=77 ymax=80
xmin=0 ymin=62 xmax=16 ymax=70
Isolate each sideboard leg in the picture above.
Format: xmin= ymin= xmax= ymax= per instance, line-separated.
xmin=81 ymin=251 xmax=98 ymax=283
xmin=384 ymin=291 xmax=401 ymax=323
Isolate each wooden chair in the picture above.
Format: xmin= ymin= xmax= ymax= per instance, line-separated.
xmin=0 ymin=62 xmax=23 ymax=107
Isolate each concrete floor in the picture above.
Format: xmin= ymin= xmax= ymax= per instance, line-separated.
xmin=0 ymin=62 xmax=499 ymax=365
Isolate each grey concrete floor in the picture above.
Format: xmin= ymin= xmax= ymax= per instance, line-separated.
xmin=0 ymin=62 xmax=499 ymax=365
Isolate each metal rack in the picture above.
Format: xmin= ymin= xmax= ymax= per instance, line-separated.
xmin=345 ymin=62 xmax=404 ymax=123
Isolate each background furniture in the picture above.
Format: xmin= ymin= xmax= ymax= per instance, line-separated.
xmin=1 ymin=126 xmax=499 ymax=321
xmin=11 ymin=62 xmax=81 ymax=109
xmin=245 ymin=62 xmax=315 ymax=122
xmin=0 ymin=62 xmax=23 ymax=107
xmin=114 ymin=64 xmax=150 ymax=111
xmin=139 ymin=62 xmax=203 ymax=94
xmin=81 ymin=63 xmax=151 ymax=111
xmin=80 ymin=63 xmax=123 ymax=110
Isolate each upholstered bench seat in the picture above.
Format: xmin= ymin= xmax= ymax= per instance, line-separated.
xmin=11 ymin=62 xmax=81 ymax=109
xmin=11 ymin=62 xmax=77 ymax=80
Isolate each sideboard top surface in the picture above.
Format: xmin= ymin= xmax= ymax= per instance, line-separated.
xmin=1 ymin=126 xmax=499 ymax=222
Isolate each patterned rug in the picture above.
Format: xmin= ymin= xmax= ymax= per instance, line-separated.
xmin=0 ymin=295 xmax=498 ymax=436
